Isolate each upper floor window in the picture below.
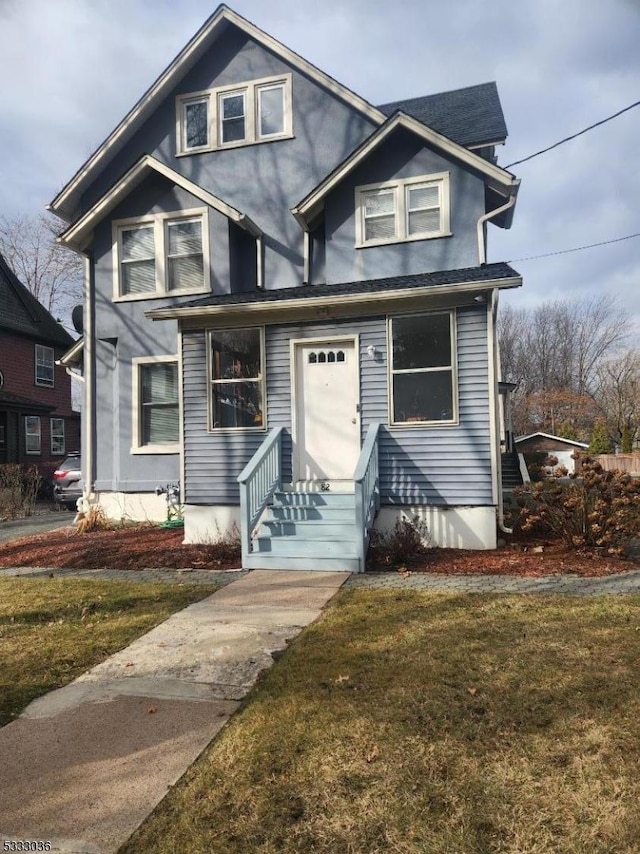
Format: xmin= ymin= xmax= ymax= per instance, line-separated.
xmin=176 ymin=74 xmax=292 ymax=155
xmin=355 ymin=173 xmax=450 ymax=248
xmin=35 ymin=344 xmax=54 ymax=387
xmin=389 ymin=311 xmax=457 ymax=426
xmin=113 ymin=208 xmax=210 ymax=301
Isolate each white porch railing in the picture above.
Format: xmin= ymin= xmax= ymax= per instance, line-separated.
xmin=237 ymin=427 xmax=283 ymax=563
xmin=354 ymin=422 xmax=381 ymax=572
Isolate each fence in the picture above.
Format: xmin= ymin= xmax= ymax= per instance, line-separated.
xmin=594 ymin=454 xmax=640 ymax=475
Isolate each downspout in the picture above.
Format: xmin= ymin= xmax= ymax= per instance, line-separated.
xmin=256 ymin=234 xmax=264 ymax=289
xmin=476 ymin=194 xmax=517 ymax=265
xmin=488 ymin=287 xmax=512 ymax=535
xmin=82 ymin=255 xmax=95 ymax=508
xmin=303 ymin=230 xmax=311 ymax=284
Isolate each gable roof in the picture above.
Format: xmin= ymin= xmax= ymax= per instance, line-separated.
xmin=48 ymin=4 xmax=386 ymax=222
xmin=0 ymin=251 xmax=74 ymax=349
xmin=515 ymin=432 xmax=589 ymax=449
xmin=146 ymin=261 xmax=521 ymax=321
xmin=58 ymin=154 xmax=263 ymax=252
xmin=378 ymin=82 xmax=507 ymax=149
xmin=292 ymin=112 xmax=519 ymax=230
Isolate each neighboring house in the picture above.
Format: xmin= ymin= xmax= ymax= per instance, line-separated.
xmin=515 ymin=432 xmax=589 ymax=474
xmin=0 ymin=251 xmax=80 ymax=475
xmin=51 ymin=4 xmax=521 ymax=569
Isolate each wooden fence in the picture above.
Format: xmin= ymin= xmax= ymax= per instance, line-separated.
xmin=594 ymin=454 xmax=640 ymax=475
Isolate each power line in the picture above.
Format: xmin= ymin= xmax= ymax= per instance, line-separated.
xmin=505 ymin=99 xmax=640 ymax=169
xmin=508 ymin=231 xmax=640 ymax=263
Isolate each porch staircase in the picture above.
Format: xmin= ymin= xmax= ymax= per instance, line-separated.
xmin=238 ymin=424 xmax=381 ymax=573
xmin=248 ymin=491 xmax=361 ymax=571
xmin=501 ymin=450 xmax=524 ymax=489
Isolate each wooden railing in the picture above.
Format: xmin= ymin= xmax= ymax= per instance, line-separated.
xmin=354 ymin=423 xmax=381 ymax=572
xmin=237 ymin=427 xmax=283 ymax=563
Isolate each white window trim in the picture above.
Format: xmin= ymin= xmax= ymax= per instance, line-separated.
xmin=25 ymin=416 xmax=41 ymax=454
xmin=355 ymin=172 xmax=451 ymax=248
xmin=175 ymin=73 xmax=293 ymax=156
xmin=112 ymin=207 xmax=210 ymax=302
xmin=207 ymin=326 xmax=267 ymax=433
xmin=387 ymin=309 xmax=459 ymax=428
xmin=131 ymin=355 xmax=181 ymax=454
xmin=35 ymin=344 xmax=55 ymax=387
xmin=50 ymin=417 xmax=65 ymax=455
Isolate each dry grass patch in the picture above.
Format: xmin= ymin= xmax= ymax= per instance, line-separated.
xmin=123 ymin=590 xmax=640 ymax=854
xmin=0 ymin=577 xmax=212 ymax=725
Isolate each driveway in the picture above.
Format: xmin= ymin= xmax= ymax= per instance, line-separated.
xmin=0 ymin=510 xmax=74 ymax=544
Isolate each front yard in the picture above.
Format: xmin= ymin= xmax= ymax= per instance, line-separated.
xmin=121 ymin=589 xmax=640 ymax=854
xmin=0 ymin=577 xmax=213 ymax=726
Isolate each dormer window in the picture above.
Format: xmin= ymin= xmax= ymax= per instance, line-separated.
xmin=113 ymin=208 xmax=210 ymax=301
xmin=355 ymin=173 xmax=451 ymax=248
xmin=176 ymin=74 xmax=292 ymax=155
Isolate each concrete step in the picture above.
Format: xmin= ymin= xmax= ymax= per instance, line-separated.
xmin=244 ymin=554 xmax=361 ymax=572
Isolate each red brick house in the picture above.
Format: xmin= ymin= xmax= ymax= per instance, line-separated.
xmin=0 ymin=250 xmax=80 ymax=475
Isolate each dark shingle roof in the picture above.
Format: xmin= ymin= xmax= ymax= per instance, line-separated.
xmin=177 ymin=262 xmax=520 ymax=310
xmin=378 ymin=82 xmax=507 ymax=148
xmin=0 ymin=389 xmax=55 ymax=412
xmin=0 ymin=251 xmax=74 ymax=349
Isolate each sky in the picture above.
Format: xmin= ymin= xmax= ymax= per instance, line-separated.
xmin=1 ymin=0 xmax=639 ymax=331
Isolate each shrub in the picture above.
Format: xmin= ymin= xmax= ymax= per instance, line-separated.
xmin=0 ymin=464 xmax=42 ymax=520
xmin=516 ymin=456 xmax=640 ymax=551
xmin=522 ymin=451 xmax=559 ymax=482
xmin=367 ymin=516 xmax=431 ymax=569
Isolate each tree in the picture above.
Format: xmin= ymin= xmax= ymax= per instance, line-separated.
xmin=498 ymin=295 xmax=631 ymax=438
xmin=0 ymin=213 xmax=83 ymax=327
xmin=593 ymin=349 xmax=640 ymax=452
xmin=589 ymin=420 xmax=613 ymax=454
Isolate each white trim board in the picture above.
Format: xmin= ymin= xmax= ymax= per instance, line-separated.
xmin=49 ymin=5 xmax=386 ymax=220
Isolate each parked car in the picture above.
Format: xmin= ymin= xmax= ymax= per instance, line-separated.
xmin=52 ymin=453 xmax=82 ymax=510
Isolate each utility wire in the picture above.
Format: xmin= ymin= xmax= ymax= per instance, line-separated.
xmin=505 ymin=99 xmax=640 ymax=169
xmin=508 ymin=231 xmax=640 ymax=263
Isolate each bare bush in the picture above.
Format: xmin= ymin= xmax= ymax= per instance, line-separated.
xmin=0 ymin=465 xmax=42 ymax=519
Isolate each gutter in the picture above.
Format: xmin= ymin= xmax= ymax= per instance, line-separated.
xmin=476 ymin=191 xmax=518 ymax=264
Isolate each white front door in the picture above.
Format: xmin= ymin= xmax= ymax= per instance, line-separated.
xmin=294 ymin=339 xmax=360 ymax=482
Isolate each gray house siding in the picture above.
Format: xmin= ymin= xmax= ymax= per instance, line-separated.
xmin=182 ymin=305 xmax=492 ymax=507
xmin=78 ymin=28 xmax=379 ymax=292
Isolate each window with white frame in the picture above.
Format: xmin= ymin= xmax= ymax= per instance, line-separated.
xmin=209 ymin=328 xmax=264 ymax=430
xmin=390 ymin=311 xmax=457 ymax=425
xmin=35 ymin=344 xmax=55 ymax=387
xmin=356 ymin=173 xmax=450 ymax=247
xmin=132 ymin=358 xmax=179 ymax=452
xmin=177 ymin=74 xmax=292 ymax=154
xmin=25 ymin=416 xmax=41 ymax=454
xmin=114 ymin=209 xmax=209 ymax=300
xmin=50 ymin=418 xmax=65 ymax=455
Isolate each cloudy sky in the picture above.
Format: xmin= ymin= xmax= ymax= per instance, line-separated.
xmin=1 ymin=0 xmax=639 ymax=329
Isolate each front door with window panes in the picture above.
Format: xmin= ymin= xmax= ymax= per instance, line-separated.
xmin=294 ymin=340 xmax=360 ymax=482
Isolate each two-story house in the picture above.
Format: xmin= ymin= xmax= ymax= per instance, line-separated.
xmin=51 ymin=5 xmax=521 ymax=571
xmin=0 ymin=250 xmax=80 ymax=474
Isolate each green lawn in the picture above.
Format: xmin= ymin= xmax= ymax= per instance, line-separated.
xmin=0 ymin=577 xmax=213 ymax=726
xmin=122 ymin=590 xmax=640 ymax=854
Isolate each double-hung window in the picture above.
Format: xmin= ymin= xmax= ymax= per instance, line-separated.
xmin=390 ymin=311 xmax=457 ymax=425
xmin=177 ymin=74 xmax=292 ymax=154
xmin=25 ymin=416 xmax=41 ymax=454
xmin=356 ymin=173 xmax=450 ymax=247
xmin=114 ymin=209 xmax=209 ymax=300
xmin=209 ymin=328 xmax=264 ymax=430
xmin=132 ymin=357 xmax=180 ymax=453
xmin=50 ymin=418 xmax=65 ymax=455
xmin=35 ymin=344 xmax=55 ymax=387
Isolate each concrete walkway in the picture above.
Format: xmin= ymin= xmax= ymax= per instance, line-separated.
xmin=0 ymin=570 xmax=348 ymax=854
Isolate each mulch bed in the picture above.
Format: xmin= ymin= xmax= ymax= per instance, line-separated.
xmin=0 ymin=523 xmax=637 ymax=577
